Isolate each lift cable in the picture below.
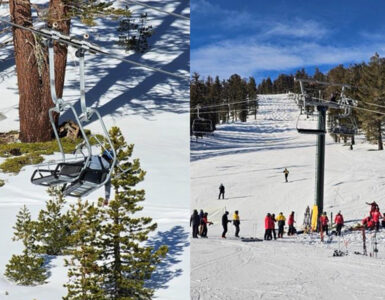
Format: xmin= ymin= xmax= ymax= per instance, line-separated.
xmin=0 ymin=17 xmax=188 ymax=81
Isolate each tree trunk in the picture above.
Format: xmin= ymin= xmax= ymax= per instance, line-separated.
xmin=378 ymin=121 xmax=383 ymax=150
xmin=351 ymin=135 xmax=355 ymax=145
xmin=10 ymin=0 xmax=70 ymax=143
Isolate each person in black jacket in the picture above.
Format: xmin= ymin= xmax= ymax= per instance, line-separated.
xmin=190 ymin=209 xmax=200 ymax=238
xmin=222 ymin=211 xmax=231 ymax=238
xmin=218 ymin=184 xmax=225 ymax=199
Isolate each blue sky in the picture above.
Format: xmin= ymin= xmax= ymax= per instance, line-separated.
xmin=191 ymin=0 xmax=385 ymax=83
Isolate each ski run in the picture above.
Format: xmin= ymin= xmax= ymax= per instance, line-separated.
xmin=191 ymin=94 xmax=385 ymax=300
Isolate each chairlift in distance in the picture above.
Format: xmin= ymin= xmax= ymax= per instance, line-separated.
xmin=191 ymin=105 xmax=213 ymax=137
xmin=30 ymin=27 xmax=127 ymax=198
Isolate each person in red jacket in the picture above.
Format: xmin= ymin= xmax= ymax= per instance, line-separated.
xmin=319 ymin=212 xmax=329 ymax=235
xmin=288 ymin=211 xmax=296 ymax=236
xmin=264 ymin=213 xmax=273 ymax=240
xmin=334 ymin=211 xmax=344 ymax=236
xmin=371 ymin=208 xmax=383 ymax=232
xmin=366 ymin=201 xmax=379 ymax=214
xmin=200 ymin=212 xmax=213 ymax=238
xmin=362 ymin=215 xmax=375 ymax=230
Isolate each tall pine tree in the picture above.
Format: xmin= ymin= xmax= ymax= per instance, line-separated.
xmin=100 ymin=127 xmax=168 ymax=299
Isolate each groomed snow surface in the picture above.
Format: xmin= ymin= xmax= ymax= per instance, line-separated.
xmin=0 ymin=0 xmax=190 ymax=299
xmin=191 ymin=94 xmax=385 ymax=300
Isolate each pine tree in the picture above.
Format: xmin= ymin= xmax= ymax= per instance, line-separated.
xmin=63 ymin=200 xmax=105 ymax=300
xmin=5 ymin=205 xmax=47 ymax=285
xmin=100 ymin=127 xmax=168 ymax=299
xmin=35 ymin=187 xmax=72 ymax=255
xmin=356 ymin=54 xmax=385 ymax=150
xmin=247 ymin=77 xmax=258 ymax=120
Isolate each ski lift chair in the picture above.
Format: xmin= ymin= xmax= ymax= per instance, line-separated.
xmin=192 ymin=118 xmax=213 ymax=135
xmin=31 ymin=34 xmax=117 ymax=197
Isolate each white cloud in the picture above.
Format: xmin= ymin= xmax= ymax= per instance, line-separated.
xmin=264 ymin=19 xmax=329 ymax=39
xmin=191 ymin=39 xmax=385 ymax=78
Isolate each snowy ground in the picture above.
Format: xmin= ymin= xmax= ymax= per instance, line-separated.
xmin=191 ymin=94 xmax=385 ymax=299
xmin=0 ymin=1 xmax=190 ymax=299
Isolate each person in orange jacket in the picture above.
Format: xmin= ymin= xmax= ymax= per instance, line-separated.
xmin=287 ymin=211 xmax=296 ymax=236
xmin=264 ymin=213 xmax=273 ymax=240
xmin=371 ymin=207 xmax=383 ymax=232
xmin=319 ymin=212 xmax=329 ymax=235
xmin=334 ymin=211 xmax=344 ymax=236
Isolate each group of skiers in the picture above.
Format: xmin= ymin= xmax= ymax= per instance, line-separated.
xmin=362 ymin=201 xmax=384 ymax=231
xmin=221 ymin=210 xmax=240 ymax=238
xmin=190 ymin=209 xmax=213 ymax=238
xmin=189 ymin=209 xmax=241 ymax=239
xmin=264 ymin=211 xmax=295 ymax=240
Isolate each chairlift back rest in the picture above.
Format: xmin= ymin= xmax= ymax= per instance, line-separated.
xmin=56 ymin=160 xmax=86 ymax=178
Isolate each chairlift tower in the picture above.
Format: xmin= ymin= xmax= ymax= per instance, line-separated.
xmin=295 ymin=78 xmax=352 ymax=227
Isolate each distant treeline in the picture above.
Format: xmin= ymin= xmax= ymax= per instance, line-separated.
xmin=190 ymin=73 xmax=258 ymax=132
xmin=191 ymin=53 xmax=385 ymax=150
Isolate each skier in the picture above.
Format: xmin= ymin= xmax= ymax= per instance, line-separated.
xmin=366 ymin=201 xmax=379 ymax=214
xmin=362 ymin=215 xmax=374 ymax=230
xmin=233 ymin=210 xmax=240 ymax=237
xmin=200 ymin=212 xmax=213 ymax=238
xmin=222 ymin=211 xmax=231 ymax=238
xmin=264 ymin=213 xmax=273 ymax=240
xmin=334 ymin=211 xmax=344 ymax=236
xmin=288 ymin=211 xmax=296 ymax=236
xmin=283 ymin=168 xmax=289 ymax=182
xmin=190 ymin=210 xmax=200 ymax=238
xmin=271 ymin=213 xmax=277 ymax=240
xmin=371 ymin=207 xmax=383 ymax=232
xmin=198 ymin=209 xmax=204 ymax=235
xmin=277 ymin=212 xmax=286 ymax=238
xmin=319 ymin=212 xmax=329 ymax=235
xmin=218 ymin=183 xmax=225 ymax=199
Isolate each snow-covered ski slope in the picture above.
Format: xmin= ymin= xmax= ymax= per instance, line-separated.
xmin=0 ymin=1 xmax=189 ymax=299
xmin=191 ymin=94 xmax=385 ymax=300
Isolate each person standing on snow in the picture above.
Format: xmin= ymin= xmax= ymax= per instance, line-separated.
xmin=366 ymin=201 xmax=379 ymax=214
xmin=222 ymin=211 xmax=231 ymax=238
xmin=283 ymin=168 xmax=289 ymax=183
xmin=218 ymin=183 xmax=225 ymax=199
xmin=371 ymin=208 xmax=383 ymax=232
xmin=264 ymin=213 xmax=273 ymax=240
xmin=271 ymin=213 xmax=277 ymax=240
xmin=334 ymin=211 xmax=344 ymax=236
xmin=198 ymin=209 xmax=204 ymax=236
xmin=233 ymin=210 xmax=240 ymax=237
xmin=200 ymin=212 xmax=213 ymax=238
xmin=190 ymin=209 xmax=200 ymax=238
xmin=319 ymin=212 xmax=329 ymax=235
xmin=288 ymin=211 xmax=296 ymax=235
xmin=277 ymin=212 xmax=286 ymax=238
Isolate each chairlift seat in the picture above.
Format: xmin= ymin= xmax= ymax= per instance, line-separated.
xmin=31 ymin=160 xmax=86 ymax=187
xmin=192 ymin=119 xmax=213 ymax=135
xmin=62 ymin=167 xmax=109 ymax=197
